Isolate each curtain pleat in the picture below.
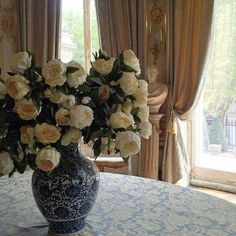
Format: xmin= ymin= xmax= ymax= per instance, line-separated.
xmin=15 ymin=0 xmax=61 ymax=66
xmin=95 ymin=0 xmax=146 ymax=77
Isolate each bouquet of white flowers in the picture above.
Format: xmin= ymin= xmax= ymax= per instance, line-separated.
xmin=0 ymin=49 xmax=151 ymax=176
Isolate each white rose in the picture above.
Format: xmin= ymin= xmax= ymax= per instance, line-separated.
xmin=35 ymin=146 xmax=60 ymax=172
xmin=123 ymin=50 xmax=141 ymax=75
xmin=42 ymin=59 xmax=66 ymax=87
xmin=109 ymin=110 xmax=134 ymax=129
xmin=138 ymin=79 xmax=148 ymax=91
xmin=15 ymin=98 xmax=39 ymax=120
xmin=49 ymin=88 xmax=65 ymax=104
xmin=100 ymin=138 xmax=116 ymax=155
xmin=139 ymin=120 xmax=152 ymax=139
xmin=0 ymin=81 xmax=7 ymax=99
xmin=66 ymin=60 xmax=87 ymax=88
xmin=70 ymin=105 xmax=94 ymax=129
xmin=10 ymin=51 xmax=31 ymax=74
xmin=6 ymin=75 xmax=30 ymax=100
xmin=44 ymin=88 xmax=52 ymax=98
xmin=137 ymin=106 xmax=149 ymax=121
xmin=55 ymin=108 xmax=70 ymax=126
xmin=61 ymin=95 xmax=76 ymax=109
xmin=92 ymin=58 xmax=115 ymax=75
xmin=133 ymin=88 xmax=148 ymax=107
xmin=20 ymin=125 xmax=35 ymax=147
xmin=98 ymin=85 xmax=111 ymax=102
xmin=61 ymin=128 xmax=82 ymax=146
xmin=118 ymin=72 xmax=138 ymax=95
xmin=115 ymin=131 xmax=140 ymax=157
xmin=122 ymin=100 xmax=133 ymax=114
xmin=35 ymin=123 xmax=61 ymax=144
xmin=81 ymin=96 xmax=91 ymax=105
xmin=109 ymin=80 xmax=118 ymax=86
xmin=0 ymin=151 xmax=14 ymax=175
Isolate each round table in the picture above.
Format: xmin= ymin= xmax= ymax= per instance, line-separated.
xmin=0 ymin=172 xmax=236 ymax=236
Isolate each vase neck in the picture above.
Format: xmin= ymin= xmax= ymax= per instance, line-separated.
xmin=58 ymin=144 xmax=82 ymax=160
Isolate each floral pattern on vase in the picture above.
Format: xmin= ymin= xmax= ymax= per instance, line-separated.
xmin=31 ymin=145 xmax=99 ymax=235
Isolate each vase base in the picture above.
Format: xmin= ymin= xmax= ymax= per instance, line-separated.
xmin=48 ymin=219 xmax=85 ymax=235
xmin=49 ymin=229 xmax=84 ymax=236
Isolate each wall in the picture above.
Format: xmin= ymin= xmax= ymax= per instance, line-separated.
xmin=146 ymin=0 xmax=169 ymax=177
xmin=0 ymin=0 xmax=17 ymax=79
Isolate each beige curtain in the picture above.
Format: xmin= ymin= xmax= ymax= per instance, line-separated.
xmin=15 ymin=0 xmax=61 ymax=66
xmin=162 ymin=0 xmax=214 ymax=184
xmin=95 ymin=0 xmax=146 ymax=76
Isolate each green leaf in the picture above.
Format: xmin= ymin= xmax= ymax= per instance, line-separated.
xmin=66 ymin=66 xmax=79 ymax=74
xmin=122 ymin=156 xmax=130 ymax=163
xmin=31 ymin=91 xmax=41 ymax=112
xmin=88 ymin=77 xmax=103 ymax=85
xmin=112 ymin=92 xmax=124 ymax=103
xmin=93 ymin=139 xmax=101 ymax=157
xmin=103 ymin=103 xmax=111 ymax=114
xmin=14 ymin=160 xmax=27 ymax=174
xmin=110 ymin=104 xmax=118 ymax=113
xmin=91 ymin=129 xmax=107 ymax=140
xmin=35 ymin=67 xmax=42 ymax=75
xmin=56 ymin=84 xmax=68 ymax=95
xmin=123 ymin=64 xmax=137 ymax=73
xmin=133 ymin=115 xmax=141 ymax=124
xmin=0 ymin=111 xmax=6 ymax=123
xmin=30 ymin=53 xmax=36 ymax=68
xmin=90 ymin=89 xmax=100 ymax=103
xmin=24 ymin=67 xmax=40 ymax=82
xmin=78 ymin=83 xmax=91 ymax=93
xmin=0 ymin=123 xmax=8 ymax=139
xmin=7 ymin=72 xmax=16 ymax=76
xmin=83 ymin=126 xmax=93 ymax=144
xmin=92 ymin=52 xmax=98 ymax=60
xmin=8 ymin=167 xmax=16 ymax=177
xmin=27 ymin=154 xmax=37 ymax=170
xmin=4 ymin=95 xmax=14 ymax=110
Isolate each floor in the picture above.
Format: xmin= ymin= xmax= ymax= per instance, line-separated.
xmin=191 ymin=186 xmax=236 ymax=204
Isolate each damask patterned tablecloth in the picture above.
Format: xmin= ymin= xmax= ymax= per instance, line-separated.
xmin=0 ymin=172 xmax=236 ymax=236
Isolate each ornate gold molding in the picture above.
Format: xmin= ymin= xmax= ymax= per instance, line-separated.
xmin=0 ymin=6 xmax=16 ymax=40
xmin=147 ymin=3 xmax=165 ymax=63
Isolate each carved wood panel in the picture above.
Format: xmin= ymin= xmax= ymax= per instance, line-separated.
xmin=0 ymin=0 xmax=17 ymax=78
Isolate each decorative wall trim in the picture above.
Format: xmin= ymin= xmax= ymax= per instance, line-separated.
xmin=147 ymin=3 xmax=165 ymax=63
xmin=0 ymin=5 xmax=16 ymax=40
xmin=0 ymin=0 xmax=17 ymax=77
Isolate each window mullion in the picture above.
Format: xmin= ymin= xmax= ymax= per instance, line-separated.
xmin=83 ymin=0 xmax=91 ymax=72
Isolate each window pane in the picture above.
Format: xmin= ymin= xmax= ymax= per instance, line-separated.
xmin=60 ymin=0 xmax=85 ymax=65
xmin=194 ymin=0 xmax=236 ymax=173
xmin=90 ymin=0 xmax=100 ymax=56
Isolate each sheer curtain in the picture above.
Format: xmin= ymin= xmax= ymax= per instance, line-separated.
xmin=162 ymin=0 xmax=214 ymax=185
xmin=15 ymin=0 xmax=61 ymax=66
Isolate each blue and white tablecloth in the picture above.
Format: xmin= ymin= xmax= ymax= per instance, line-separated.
xmin=0 ymin=172 xmax=236 ymax=236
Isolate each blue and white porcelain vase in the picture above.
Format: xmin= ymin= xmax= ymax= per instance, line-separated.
xmin=32 ymin=144 xmax=99 ymax=235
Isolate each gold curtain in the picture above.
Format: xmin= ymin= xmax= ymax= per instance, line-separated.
xmin=162 ymin=0 xmax=214 ymax=184
xmin=95 ymin=0 xmax=146 ymax=76
xmin=15 ymin=0 xmax=61 ymax=66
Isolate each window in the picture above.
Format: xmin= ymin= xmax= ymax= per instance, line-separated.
xmin=191 ymin=0 xmax=236 ymax=187
xmin=60 ymin=0 xmax=99 ymax=71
